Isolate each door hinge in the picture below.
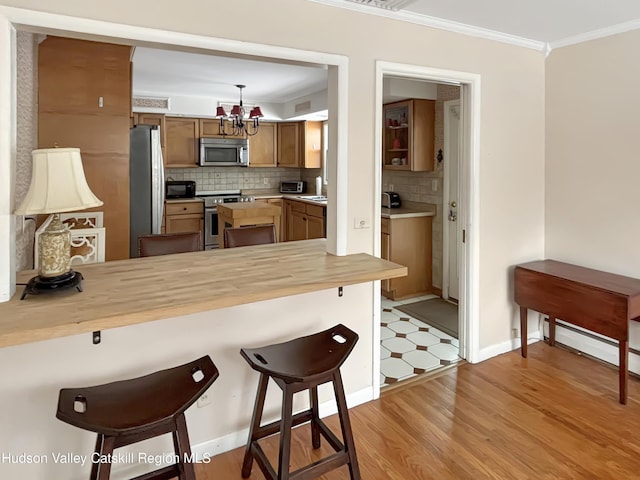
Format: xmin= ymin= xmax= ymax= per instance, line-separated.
xmin=462 ymin=229 xmax=466 ymax=243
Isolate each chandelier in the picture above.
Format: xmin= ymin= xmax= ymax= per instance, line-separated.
xmin=216 ymin=84 xmax=263 ymax=137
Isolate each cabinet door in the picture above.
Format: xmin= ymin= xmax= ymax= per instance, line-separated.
xmin=300 ymin=121 xmax=322 ymax=168
xmin=307 ymin=214 xmax=325 ymax=239
xmin=277 ymin=122 xmax=300 ymax=167
xmin=200 ymin=119 xmax=247 ymax=139
xmin=165 ymin=117 xmax=200 ymax=168
xmin=135 ymin=113 xmax=165 ymax=147
xmin=249 ymin=122 xmax=277 ymax=167
xmin=165 ymin=213 xmax=202 ymax=234
xmin=289 ymin=210 xmax=308 ymax=241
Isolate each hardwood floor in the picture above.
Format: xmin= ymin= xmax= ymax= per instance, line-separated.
xmin=196 ymin=342 xmax=640 ymax=479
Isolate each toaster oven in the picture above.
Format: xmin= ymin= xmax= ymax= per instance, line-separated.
xmin=280 ymin=181 xmax=306 ymax=193
xmin=381 ymin=192 xmax=401 ymax=208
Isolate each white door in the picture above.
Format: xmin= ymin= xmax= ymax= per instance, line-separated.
xmin=444 ymin=100 xmax=461 ymax=301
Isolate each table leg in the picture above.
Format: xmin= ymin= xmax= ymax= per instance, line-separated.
xmin=620 ymin=339 xmax=628 ymax=405
xmin=548 ymin=316 xmax=556 ymax=347
xmin=520 ymin=306 xmax=528 ymax=358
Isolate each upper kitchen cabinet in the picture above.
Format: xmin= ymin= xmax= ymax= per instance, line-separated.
xmin=200 ymin=119 xmax=247 ymax=139
xmin=39 ymin=37 xmax=132 ymax=117
xmin=165 ymin=117 xmax=200 ymax=168
xmin=277 ymin=121 xmax=322 ymax=168
xmin=38 ymin=36 xmax=132 ymax=261
xmin=249 ymin=122 xmax=277 ymax=167
xmin=383 ymin=99 xmax=435 ymax=172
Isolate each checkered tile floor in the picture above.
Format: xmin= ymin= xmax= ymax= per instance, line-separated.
xmin=381 ymin=294 xmax=461 ymax=387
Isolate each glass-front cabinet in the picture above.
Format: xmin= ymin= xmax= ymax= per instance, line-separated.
xmin=383 ymin=99 xmax=435 ymax=172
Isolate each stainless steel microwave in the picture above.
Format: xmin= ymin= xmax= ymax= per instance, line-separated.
xmin=199 ymin=137 xmax=249 ymax=167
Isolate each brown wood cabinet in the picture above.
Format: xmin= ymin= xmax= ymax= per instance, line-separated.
xmin=164 ymin=201 xmax=204 ymax=246
xmin=277 ymin=121 xmax=322 ymax=168
xmin=277 ymin=122 xmax=300 ymax=167
xmin=199 ymin=118 xmax=247 ymax=139
xmin=283 ymin=199 xmax=326 ymax=241
xmin=165 ymin=117 xmax=200 ymax=168
xmin=249 ymin=122 xmax=277 ymax=167
xmin=381 ymin=215 xmax=432 ymax=300
xmin=38 ymin=36 xmax=132 ymax=261
xmin=383 ymin=99 xmax=435 ymax=172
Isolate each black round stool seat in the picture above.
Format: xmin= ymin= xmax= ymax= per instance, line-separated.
xmin=240 ymin=324 xmax=361 ymax=480
xmin=56 ymin=355 xmax=218 ymax=480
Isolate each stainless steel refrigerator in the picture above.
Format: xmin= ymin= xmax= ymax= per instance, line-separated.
xmin=130 ymin=125 xmax=165 ymax=257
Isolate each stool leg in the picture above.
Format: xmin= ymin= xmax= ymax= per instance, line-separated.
xmin=95 ymin=435 xmax=115 ymax=480
xmin=242 ymin=373 xmax=269 ymax=478
xmin=333 ymin=371 xmax=361 ymax=480
xmin=174 ymin=413 xmax=196 ymax=480
xmin=89 ymin=434 xmax=102 ymax=480
xmin=309 ymin=386 xmax=321 ymax=449
xmin=277 ymin=384 xmax=294 ymax=480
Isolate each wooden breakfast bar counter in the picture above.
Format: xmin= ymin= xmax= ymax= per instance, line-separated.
xmin=0 ymin=239 xmax=406 ymax=348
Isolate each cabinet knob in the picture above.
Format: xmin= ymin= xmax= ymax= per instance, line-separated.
xmin=183 ymin=207 xmax=187 ymax=210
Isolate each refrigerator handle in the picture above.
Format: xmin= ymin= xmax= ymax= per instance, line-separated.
xmin=150 ymin=127 xmax=165 ymax=234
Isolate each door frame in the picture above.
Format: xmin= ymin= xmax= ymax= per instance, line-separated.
xmin=373 ymin=62 xmax=481 ymax=395
xmin=443 ymin=98 xmax=461 ymax=301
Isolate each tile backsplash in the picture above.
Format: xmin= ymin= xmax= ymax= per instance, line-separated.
xmin=166 ymin=167 xmax=302 ymax=192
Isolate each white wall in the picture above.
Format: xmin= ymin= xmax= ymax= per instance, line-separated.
xmin=546 ymin=30 xmax=640 ymax=370
xmin=0 ymin=1 xmax=546 ymax=478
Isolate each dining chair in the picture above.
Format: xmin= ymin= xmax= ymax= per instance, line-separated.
xmin=223 ymin=224 xmax=277 ymax=248
xmin=138 ymin=231 xmax=202 ymax=257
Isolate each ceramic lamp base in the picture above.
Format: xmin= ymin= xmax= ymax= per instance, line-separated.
xmin=20 ymin=270 xmax=83 ymax=300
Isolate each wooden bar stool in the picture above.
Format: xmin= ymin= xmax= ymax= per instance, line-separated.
xmin=240 ymin=324 xmax=361 ymax=480
xmin=56 ymin=355 xmax=218 ymax=480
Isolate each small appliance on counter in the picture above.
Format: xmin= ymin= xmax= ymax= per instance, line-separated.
xmin=280 ymin=181 xmax=306 ymax=194
xmin=166 ymin=180 xmax=196 ymax=199
xmin=381 ymin=192 xmax=401 ymax=208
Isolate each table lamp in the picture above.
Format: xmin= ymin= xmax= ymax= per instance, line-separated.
xmin=15 ymin=148 xmax=103 ymax=299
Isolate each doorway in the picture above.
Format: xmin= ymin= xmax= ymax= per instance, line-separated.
xmin=373 ymin=62 xmax=481 ymax=393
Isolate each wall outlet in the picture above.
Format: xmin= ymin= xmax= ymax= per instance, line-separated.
xmin=214 ymin=172 xmax=221 ymax=179
xmin=388 ymin=184 xmax=394 ymax=192
xmin=263 ymin=178 xmax=268 ymax=185
xmin=512 ymin=328 xmax=519 ymax=339
xmin=354 ymin=217 xmax=370 ymax=229
xmin=197 ymin=392 xmax=212 ymax=408
xmin=432 ymin=179 xmax=438 ymax=192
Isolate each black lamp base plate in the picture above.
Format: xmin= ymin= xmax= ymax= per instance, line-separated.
xmin=20 ymin=271 xmax=83 ymax=300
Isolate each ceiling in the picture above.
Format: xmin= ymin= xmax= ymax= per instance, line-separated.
xmin=132 ymin=47 xmax=328 ymax=106
xmin=314 ymin=0 xmax=640 ymax=48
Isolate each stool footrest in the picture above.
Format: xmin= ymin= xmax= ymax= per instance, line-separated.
xmin=130 ymin=464 xmax=180 ymax=480
xmin=290 ymin=451 xmax=350 ymax=480
xmin=254 ymin=410 xmax=313 ymax=439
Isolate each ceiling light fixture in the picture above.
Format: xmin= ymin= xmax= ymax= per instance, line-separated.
xmin=216 ymin=84 xmax=263 ymax=137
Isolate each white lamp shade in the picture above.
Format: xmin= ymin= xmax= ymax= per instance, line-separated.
xmin=15 ymin=148 xmax=103 ymax=215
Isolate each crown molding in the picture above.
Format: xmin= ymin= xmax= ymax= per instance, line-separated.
xmin=548 ymin=17 xmax=640 ymax=51
xmin=308 ymin=0 xmax=546 ymax=52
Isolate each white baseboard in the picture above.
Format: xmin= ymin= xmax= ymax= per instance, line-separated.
xmin=191 ymin=386 xmax=374 ymax=460
xmin=477 ymin=330 xmax=541 ymax=363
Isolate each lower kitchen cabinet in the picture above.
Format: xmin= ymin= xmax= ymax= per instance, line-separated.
xmin=381 ymin=215 xmax=432 ymax=300
xmin=284 ymin=199 xmax=325 ymax=241
xmin=164 ymin=201 xmax=204 ymax=246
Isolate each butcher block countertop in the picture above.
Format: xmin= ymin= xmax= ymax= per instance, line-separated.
xmin=0 ymin=239 xmax=406 ymax=348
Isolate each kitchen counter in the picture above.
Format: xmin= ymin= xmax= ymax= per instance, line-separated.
xmin=242 ymin=190 xmax=328 ymax=206
xmin=0 ymin=239 xmax=406 ymax=348
xmin=381 ymin=202 xmax=436 ymax=219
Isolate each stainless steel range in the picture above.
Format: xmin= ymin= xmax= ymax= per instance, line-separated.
xmin=198 ymin=190 xmax=255 ymax=249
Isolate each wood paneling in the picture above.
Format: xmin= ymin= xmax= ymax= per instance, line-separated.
xmin=3 ymin=240 xmax=406 ymax=347
xmin=196 ymin=343 xmax=640 ymax=479
xmin=39 ymin=37 xmax=131 ymax=116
